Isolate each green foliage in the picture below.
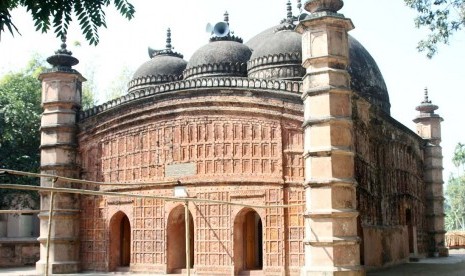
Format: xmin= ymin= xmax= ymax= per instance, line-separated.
xmin=445 ymin=175 xmax=465 ymax=230
xmin=0 ymin=56 xmax=44 ymax=208
xmin=0 ymin=0 xmax=135 ymax=45
xmin=81 ymin=67 xmax=98 ymax=110
xmin=445 ymin=142 xmax=465 ymax=230
xmin=105 ymin=65 xmax=133 ymax=101
xmin=405 ymin=0 xmax=465 ymax=58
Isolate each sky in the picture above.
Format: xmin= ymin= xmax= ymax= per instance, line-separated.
xmin=1 ymin=0 xmax=464 ymax=181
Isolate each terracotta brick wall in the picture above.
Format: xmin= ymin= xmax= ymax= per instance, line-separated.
xmin=78 ymin=90 xmax=305 ymax=274
xmin=353 ymin=95 xmax=427 ymax=267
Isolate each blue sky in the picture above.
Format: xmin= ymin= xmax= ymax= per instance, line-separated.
xmin=1 ymin=0 xmax=464 ymax=180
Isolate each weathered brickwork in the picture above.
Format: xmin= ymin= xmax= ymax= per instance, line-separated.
xmin=353 ymin=96 xmax=426 ymax=267
xmin=77 ymin=88 xmax=305 ymax=274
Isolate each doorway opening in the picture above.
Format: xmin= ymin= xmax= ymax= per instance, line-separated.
xmin=406 ymin=209 xmax=414 ymax=254
xmin=109 ymin=212 xmax=131 ymax=271
xmin=234 ymin=208 xmax=263 ymax=273
xmin=167 ymin=204 xmax=194 ymax=273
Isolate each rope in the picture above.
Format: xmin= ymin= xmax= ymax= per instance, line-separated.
xmin=0 ymin=169 xmax=179 ymax=187
xmin=0 ymin=183 xmax=304 ymax=209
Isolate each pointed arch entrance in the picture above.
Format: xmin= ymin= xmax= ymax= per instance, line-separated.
xmin=234 ymin=208 xmax=263 ymax=273
xmin=109 ymin=211 xmax=131 ymax=271
xmin=167 ymin=204 xmax=194 ymax=273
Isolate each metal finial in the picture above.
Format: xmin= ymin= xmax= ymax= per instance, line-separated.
xmin=166 ymin=28 xmax=172 ymax=50
xmin=224 ymin=11 xmax=229 ymax=25
xmin=297 ymin=0 xmax=302 ymax=12
xmin=47 ymin=34 xmax=79 ymax=68
xmin=287 ymin=0 xmax=293 ymax=22
xmin=423 ymin=87 xmax=431 ymax=104
xmin=56 ymin=34 xmax=72 ymax=56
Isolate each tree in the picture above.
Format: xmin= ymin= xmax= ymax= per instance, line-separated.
xmin=404 ymin=0 xmax=465 ymax=58
xmin=0 ymin=0 xmax=135 ymax=45
xmin=81 ymin=66 xmax=98 ymax=110
xmin=105 ymin=65 xmax=133 ymax=101
xmin=0 ymin=56 xmax=44 ymax=208
xmin=445 ymin=142 xmax=465 ymax=230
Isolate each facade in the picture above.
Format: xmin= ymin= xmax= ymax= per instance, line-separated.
xmin=36 ymin=0 xmax=447 ymax=275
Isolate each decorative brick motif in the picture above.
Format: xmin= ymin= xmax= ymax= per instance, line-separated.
xmin=94 ymin=118 xmax=283 ymax=183
xmin=195 ymin=192 xmax=232 ymax=267
xmin=132 ymin=198 xmax=165 ymax=266
xmin=353 ymin=96 xmax=427 ymax=265
xmin=80 ymin=196 xmax=108 ymax=271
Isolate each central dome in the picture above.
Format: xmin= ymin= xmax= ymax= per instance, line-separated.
xmin=184 ymin=40 xmax=252 ymax=79
xmin=246 ymin=24 xmax=391 ymax=113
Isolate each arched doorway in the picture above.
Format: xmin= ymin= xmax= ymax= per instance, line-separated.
xmin=167 ymin=205 xmax=194 ymax=273
xmin=406 ymin=209 xmax=414 ymax=254
xmin=109 ymin=212 xmax=131 ymax=271
xmin=234 ymin=208 xmax=263 ymax=273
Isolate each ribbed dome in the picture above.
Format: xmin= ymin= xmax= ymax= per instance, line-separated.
xmin=246 ymin=25 xmax=391 ymax=113
xmin=184 ymin=40 xmax=252 ymax=79
xmin=132 ymin=55 xmax=187 ymax=81
xmin=246 ymin=24 xmax=304 ymax=80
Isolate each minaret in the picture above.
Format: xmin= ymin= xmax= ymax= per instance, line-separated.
xmin=36 ymin=36 xmax=85 ymax=274
xmin=413 ymin=88 xmax=448 ymax=257
xmin=296 ymin=0 xmax=363 ymax=275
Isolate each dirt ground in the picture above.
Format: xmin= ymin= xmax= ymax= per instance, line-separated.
xmin=1 ymin=249 xmax=465 ymax=275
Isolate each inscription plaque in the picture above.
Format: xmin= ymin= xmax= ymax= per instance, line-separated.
xmin=165 ymin=162 xmax=197 ymax=177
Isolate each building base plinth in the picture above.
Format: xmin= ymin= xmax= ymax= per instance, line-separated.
xmin=439 ymin=247 xmax=449 ymax=257
xmin=36 ymin=261 xmax=80 ymax=274
xmin=301 ymin=266 xmax=365 ymax=276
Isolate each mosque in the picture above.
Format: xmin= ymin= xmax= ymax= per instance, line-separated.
xmin=36 ymin=0 xmax=447 ymax=275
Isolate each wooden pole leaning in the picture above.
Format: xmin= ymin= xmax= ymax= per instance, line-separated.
xmin=185 ymin=199 xmax=191 ymax=276
xmin=45 ymin=177 xmax=57 ymax=276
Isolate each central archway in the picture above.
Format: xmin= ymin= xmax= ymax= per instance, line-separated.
xmin=109 ymin=211 xmax=131 ymax=271
xmin=234 ymin=208 xmax=263 ymax=273
xmin=167 ymin=205 xmax=194 ymax=273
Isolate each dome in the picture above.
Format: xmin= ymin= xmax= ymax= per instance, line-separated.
xmin=348 ymin=36 xmax=391 ymax=113
xmin=130 ymin=28 xmax=187 ymax=87
xmin=132 ymin=55 xmax=187 ymax=81
xmin=246 ymin=25 xmax=391 ymax=113
xmin=246 ymin=24 xmax=304 ymax=80
xmin=184 ymin=39 xmax=252 ymax=79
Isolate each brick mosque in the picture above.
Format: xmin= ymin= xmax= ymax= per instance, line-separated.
xmin=36 ymin=0 xmax=448 ymax=275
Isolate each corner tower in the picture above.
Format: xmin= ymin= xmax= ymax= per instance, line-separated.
xmin=36 ymin=37 xmax=85 ymax=274
xmin=413 ymin=88 xmax=448 ymax=257
xmin=296 ymin=0 xmax=363 ymax=274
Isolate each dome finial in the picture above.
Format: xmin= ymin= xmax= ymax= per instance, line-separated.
xmin=166 ymin=28 xmax=172 ymax=50
xmin=46 ymin=34 xmax=79 ymax=68
xmin=224 ymin=11 xmax=229 ymax=25
xmin=57 ymin=34 xmax=72 ymax=56
xmin=286 ymin=1 xmax=293 ymax=23
xmin=423 ymin=87 xmax=431 ymax=104
xmin=416 ymin=87 xmax=438 ymax=114
xmin=304 ymin=0 xmax=344 ymax=13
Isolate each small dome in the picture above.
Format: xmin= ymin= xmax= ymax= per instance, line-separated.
xmin=246 ymin=25 xmax=391 ymax=113
xmin=246 ymin=24 xmax=304 ymax=80
xmin=184 ymin=40 xmax=252 ymax=79
xmin=132 ymin=55 xmax=187 ymax=80
xmin=131 ymin=28 xmax=187 ymax=87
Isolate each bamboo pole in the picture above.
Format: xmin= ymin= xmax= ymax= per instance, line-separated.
xmin=0 ymin=184 xmax=304 ymax=209
xmin=45 ymin=177 xmax=57 ymax=276
xmin=0 ymin=169 xmax=178 ymax=186
xmin=185 ymin=200 xmax=190 ymax=276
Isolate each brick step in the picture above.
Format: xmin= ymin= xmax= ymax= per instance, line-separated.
xmin=172 ymin=268 xmax=196 ymax=274
xmin=239 ymin=270 xmax=264 ymax=276
xmin=115 ymin=266 xmax=130 ymax=272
